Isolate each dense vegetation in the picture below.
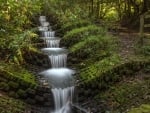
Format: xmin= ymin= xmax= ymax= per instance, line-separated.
xmin=0 ymin=0 xmax=149 ymax=113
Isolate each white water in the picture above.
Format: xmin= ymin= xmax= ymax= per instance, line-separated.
xmin=41 ymin=48 xmax=68 ymax=68
xmin=41 ymin=48 xmax=68 ymax=55
xmin=39 ymin=16 xmax=46 ymax=23
xmin=49 ymin=54 xmax=67 ymax=68
xmin=39 ymin=68 xmax=75 ymax=88
xmin=45 ymin=39 xmax=60 ymax=48
xmin=38 ymin=16 xmax=75 ymax=113
xmin=43 ymin=31 xmax=55 ymax=37
xmin=51 ymin=87 xmax=74 ymax=113
xmin=41 ymin=21 xmax=50 ymax=27
xmin=39 ymin=68 xmax=75 ymax=113
xmin=38 ymin=26 xmax=49 ymax=31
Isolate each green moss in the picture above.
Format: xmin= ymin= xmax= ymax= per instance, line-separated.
xmin=62 ymin=25 xmax=106 ymax=47
xmin=128 ymin=104 xmax=150 ymax=113
xmin=0 ymin=95 xmax=26 ymax=113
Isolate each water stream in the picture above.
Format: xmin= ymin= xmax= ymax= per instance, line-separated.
xmin=38 ymin=16 xmax=75 ymax=113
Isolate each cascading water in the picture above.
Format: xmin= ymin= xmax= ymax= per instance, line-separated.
xmin=43 ymin=31 xmax=55 ymax=37
xmin=40 ymin=37 xmax=61 ymax=48
xmin=38 ymin=16 xmax=75 ymax=113
xmin=51 ymin=87 xmax=74 ymax=113
xmin=45 ymin=39 xmax=60 ymax=48
xmin=41 ymin=48 xmax=68 ymax=68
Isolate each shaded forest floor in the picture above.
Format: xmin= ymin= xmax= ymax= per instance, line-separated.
xmin=113 ymin=27 xmax=149 ymax=59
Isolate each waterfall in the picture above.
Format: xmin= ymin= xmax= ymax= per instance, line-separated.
xmin=51 ymin=87 xmax=74 ymax=113
xmin=49 ymin=54 xmax=67 ymax=68
xmin=43 ymin=31 xmax=55 ymax=37
xmin=45 ymin=39 xmax=60 ymax=48
xmin=38 ymin=16 xmax=75 ymax=113
xmin=41 ymin=48 xmax=68 ymax=68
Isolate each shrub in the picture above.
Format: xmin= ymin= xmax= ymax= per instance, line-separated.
xmin=61 ymin=25 xmax=106 ymax=47
xmin=61 ymin=20 xmax=91 ymax=32
xmin=70 ymin=35 xmax=117 ymax=60
xmin=0 ymin=61 xmax=37 ymax=88
xmin=0 ymin=0 xmax=42 ymax=63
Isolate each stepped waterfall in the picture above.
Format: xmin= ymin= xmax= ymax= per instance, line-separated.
xmin=38 ymin=16 xmax=75 ymax=113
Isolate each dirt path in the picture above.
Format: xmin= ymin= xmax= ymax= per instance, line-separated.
xmin=111 ymin=27 xmax=140 ymax=60
xmin=118 ymin=32 xmax=138 ymax=59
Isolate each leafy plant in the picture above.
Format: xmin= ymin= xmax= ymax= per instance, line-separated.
xmin=70 ymin=34 xmax=117 ymax=60
xmin=0 ymin=0 xmax=41 ymax=64
xmin=0 ymin=61 xmax=37 ymax=86
xmin=62 ymin=25 xmax=106 ymax=47
xmin=61 ymin=20 xmax=91 ymax=32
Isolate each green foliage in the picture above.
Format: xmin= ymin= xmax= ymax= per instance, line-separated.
xmin=128 ymin=104 xmax=150 ymax=113
xmin=61 ymin=20 xmax=91 ymax=32
xmin=97 ymin=75 xmax=150 ymax=112
xmin=135 ymin=37 xmax=150 ymax=56
xmin=0 ymin=0 xmax=41 ymax=32
xmin=70 ymin=35 xmax=117 ymax=60
xmin=0 ymin=61 xmax=37 ymax=86
xmin=42 ymin=0 xmax=89 ymax=24
xmin=0 ymin=0 xmax=41 ymax=64
xmin=139 ymin=45 xmax=150 ymax=56
xmin=80 ymin=54 xmax=121 ymax=82
xmin=62 ymin=25 xmax=106 ymax=47
xmin=79 ymin=57 xmax=150 ymax=92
